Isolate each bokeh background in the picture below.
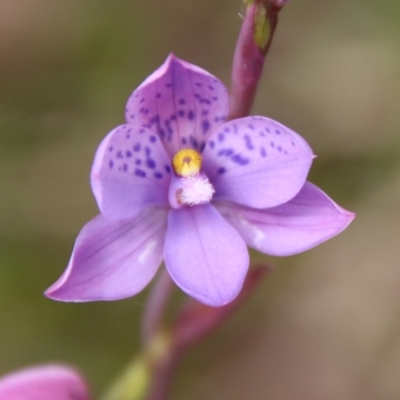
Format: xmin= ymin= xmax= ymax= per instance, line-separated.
xmin=1 ymin=0 xmax=400 ymax=399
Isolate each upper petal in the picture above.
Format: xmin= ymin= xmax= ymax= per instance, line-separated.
xmin=125 ymin=54 xmax=229 ymax=157
xmin=164 ymin=204 xmax=249 ymax=307
xmin=45 ymin=207 xmax=167 ymax=301
xmin=202 ymin=116 xmax=314 ymax=208
xmin=91 ymin=124 xmax=171 ymax=220
xmin=216 ymin=182 xmax=355 ymax=256
xmin=0 ymin=365 xmax=90 ymax=400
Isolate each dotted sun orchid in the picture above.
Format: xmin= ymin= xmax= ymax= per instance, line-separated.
xmin=46 ymin=55 xmax=354 ymax=307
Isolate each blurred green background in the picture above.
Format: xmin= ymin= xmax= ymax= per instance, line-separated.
xmin=1 ymin=0 xmax=400 ymax=399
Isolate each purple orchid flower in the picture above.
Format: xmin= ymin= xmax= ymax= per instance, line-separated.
xmin=0 ymin=365 xmax=90 ymax=400
xmin=46 ymin=55 xmax=354 ymax=307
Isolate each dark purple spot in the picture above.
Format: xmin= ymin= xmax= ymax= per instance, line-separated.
xmin=259 ymin=131 xmax=265 ymax=137
xmin=260 ymin=147 xmax=267 ymax=157
xmin=156 ymin=93 xmax=162 ymax=98
xmin=212 ymin=96 xmax=218 ymax=101
xmin=202 ymin=110 xmax=209 ymax=116
xmin=145 ymin=147 xmax=151 ymax=156
xmin=116 ymin=151 xmax=123 ymax=159
xmin=181 ymin=137 xmax=187 ymax=145
xmin=270 ymin=141 xmax=275 ymax=148
xmin=247 ymin=124 xmax=255 ymax=130
xmin=275 ymin=129 xmax=281 ymax=135
xmin=201 ymin=120 xmax=210 ymax=134
xmin=224 ymin=127 xmax=230 ymax=133
xmin=146 ymin=158 xmax=156 ymax=169
xmin=108 ymin=160 xmax=114 ymax=169
xmin=166 ymin=83 xmax=172 ymax=88
xmin=151 ymin=116 xmax=160 ymax=124
xmin=133 ymin=143 xmax=141 ymax=152
xmin=244 ymin=134 xmax=254 ymax=150
xmin=218 ymin=133 xmax=225 ymax=142
xmin=126 ymin=134 xmax=130 ymax=139
xmin=169 ymin=114 xmax=176 ymax=121
xmin=217 ymin=167 xmax=226 ymax=174
xmin=231 ymin=154 xmax=250 ymax=165
xmin=218 ymin=148 xmax=234 ymax=157
xmin=291 ymin=140 xmax=295 ymax=147
xmin=264 ymin=127 xmax=270 ymax=133
xmin=208 ymin=86 xmax=214 ymax=90
xmin=158 ymin=128 xmax=166 ymax=139
xmin=149 ymin=135 xmax=157 ymax=143
xmin=108 ymin=146 xmax=113 ymax=152
xmin=140 ymin=98 xmax=145 ymax=104
xmin=277 ymin=146 xmax=282 ymax=152
xmin=178 ymin=110 xmax=185 ymax=117
xmin=179 ymin=99 xmax=186 ymax=105
xmin=134 ymin=168 xmax=146 ymax=178
xmin=187 ymin=110 xmax=194 ymax=120
xmin=214 ymin=117 xmax=220 ymax=123
xmin=136 ymin=159 xmax=142 ymax=165
xmin=154 ymin=172 xmax=163 ymax=179
xmin=208 ymin=140 xmax=215 ymax=148
xmin=165 ymin=165 xmax=171 ymax=173
xmin=126 ymin=151 xmax=132 ymax=158
xmin=123 ymin=163 xmax=128 ymax=172
xmin=195 ymin=82 xmax=203 ymax=87
xmin=284 ymin=150 xmax=288 ymax=155
xmin=199 ymin=141 xmax=206 ymax=152
xmin=190 ymin=136 xmax=198 ymax=149
xmin=139 ymin=128 xmax=146 ymax=134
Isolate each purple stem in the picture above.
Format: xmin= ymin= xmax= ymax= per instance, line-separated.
xmin=142 ymin=269 xmax=174 ymax=345
xmin=229 ymin=1 xmax=282 ymax=120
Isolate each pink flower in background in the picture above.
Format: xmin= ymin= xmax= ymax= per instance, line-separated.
xmin=45 ymin=55 xmax=354 ymax=307
xmin=0 ymin=365 xmax=90 ymax=400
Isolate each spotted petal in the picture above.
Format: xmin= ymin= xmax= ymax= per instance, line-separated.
xmin=45 ymin=207 xmax=167 ymax=301
xmin=216 ymin=182 xmax=355 ymax=256
xmin=202 ymin=116 xmax=314 ymax=208
xmin=125 ymin=54 xmax=229 ymax=157
xmin=0 ymin=365 xmax=90 ymax=400
xmin=91 ymin=124 xmax=171 ymax=220
xmin=164 ymin=204 xmax=249 ymax=307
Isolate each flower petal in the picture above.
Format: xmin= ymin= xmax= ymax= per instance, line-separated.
xmin=202 ymin=116 xmax=314 ymax=208
xmin=0 ymin=365 xmax=90 ymax=400
xmin=45 ymin=207 xmax=167 ymax=301
xmin=91 ymin=124 xmax=171 ymax=220
xmin=125 ymin=54 xmax=229 ymax=157
xmin=164 ymin=204 xmax=249 ymax=307
xmin=216 ymin=182 xmax=355 ymax=256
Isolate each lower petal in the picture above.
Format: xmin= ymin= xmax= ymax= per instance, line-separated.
xmin=216 ymin=182 xmax=355 ymax=256
xmin=164 ymin=204 xmax=249 ymax=307
xmin=46 ymin=207 xmax=168 ymax=301
xmin=0 ymin=365 xmax=90 ymax=400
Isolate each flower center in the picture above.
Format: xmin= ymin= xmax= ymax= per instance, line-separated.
xmin=170 ymin=148 xmax=215 ymax=207
xmin=172 ymin=148 xmax=202 ymax=177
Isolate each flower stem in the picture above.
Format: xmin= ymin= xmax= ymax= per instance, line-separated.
xmin=229 ymin=0 xmax=285 ymax=120
xmin=141 ymin=269 xmax=174 ymax=346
